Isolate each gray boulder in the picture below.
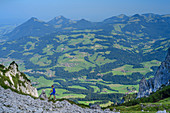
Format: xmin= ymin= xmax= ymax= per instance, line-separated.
xmin=90 ymin=104 xmax=101 ymax=109
xmin=39 ymin=90 xmax=48 ymax=100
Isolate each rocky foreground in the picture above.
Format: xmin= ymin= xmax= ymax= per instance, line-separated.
xmin=0 ymin=86 xmax=119 ymax=113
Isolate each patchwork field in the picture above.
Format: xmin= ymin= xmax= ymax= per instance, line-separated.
xmin=25 ymin=58 xmax=164 ymax=106
xmin=28 ymin=73 xmax=139 ymax=106
xmin=101 ymin=60 xmax=161 ymax=77
xmin=0 ymin=54 xmax=164 ymax=107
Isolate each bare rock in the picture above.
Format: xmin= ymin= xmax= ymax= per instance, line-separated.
xmin=0 ymin=61 xmax=38 ymax=97
xmin=39 ymin=90 xmax=48 ymax=100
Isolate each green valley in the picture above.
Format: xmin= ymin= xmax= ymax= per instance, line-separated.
xmin=0 ymin=13 xmax=170 ymax=106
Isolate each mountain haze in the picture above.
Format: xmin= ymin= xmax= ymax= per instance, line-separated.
xmin=6 ymin=13 xmax=170 ymax=40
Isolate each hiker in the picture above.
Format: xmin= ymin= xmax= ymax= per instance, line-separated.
xmin=49 ymin=85 xmax=56 ymax=100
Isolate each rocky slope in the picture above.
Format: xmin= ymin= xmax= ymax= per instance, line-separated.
xmin=0 ymin=86 xmax=119 ymax=113
xmin=0 ymin=61 xmax=119 ymax=112
xmin=0 ymin=61 xmax=38 ymax=97
xmin=137 ymin=47 xmax=170 ymax=98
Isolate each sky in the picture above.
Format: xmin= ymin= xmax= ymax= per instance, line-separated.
xmin=0 ymin=0 xmax=170 ymax=24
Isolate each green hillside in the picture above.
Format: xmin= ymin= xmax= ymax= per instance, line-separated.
xmin=107 ymin=97 xmax=170 ymax=113
xmin=106 ymin=85 xmax=170 ymax=112
xmin=0 ymin=13 xmax=170 ymax=106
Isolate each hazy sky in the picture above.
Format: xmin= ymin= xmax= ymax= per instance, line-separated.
xmin=0 ymin=0 xmax=170 ymax=24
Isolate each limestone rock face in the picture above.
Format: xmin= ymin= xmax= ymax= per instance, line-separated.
xmin=137 ymin=48 xmax=170 ymax=98
xmin=137 ymin=77 xmax=154 ymax=98
xmin=0 ymin=61 xmax=38 ymax=97
xmin=8 ymin=61 xmax=18 ymax=75
xmin=153 ymin=48 xmax=170 ymax=91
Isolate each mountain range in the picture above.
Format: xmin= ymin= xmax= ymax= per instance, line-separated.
xmin=5 ymin=13 xmax=170 ymax=40
xmin=0 ymin=13 xmax=170 ymax=106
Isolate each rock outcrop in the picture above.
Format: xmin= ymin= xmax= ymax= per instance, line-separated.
xmin=0 ymin=61 xmax=38 ymax=97
xmin=39 ymin=90 xmax=48 ymax=100
xmin=137 ymin=48 xmax=170 ymax=98
xmin=0 ymin=86 xmax=119 ymax=113
xmin=153 ymin=48 xmax=170 ymax=91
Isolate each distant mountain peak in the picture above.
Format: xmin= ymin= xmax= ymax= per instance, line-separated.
xmin=54 ymin=15 xmax=66 ymax=20
xmin=76 ymin=19 xmax=92 ymax=25
xmin=80 ymin=19 xmax=86 ymax=21
xmin=48 ymin=15 xmax=71 ymax=26
xmin=28 ymin=17 xmax=44 ymax=23
xmin=132 ymin=14 xmax=141 ymax=17
xmin=117 ymin=14 xmax=128 ymax=18
xmin=130 ymin=14 xmax=145 ymax=21
xmin=79 ymin=19 xmax=89 ymax=22
xmin=6 ymin=16 xmax=54 ymax=40
xmin=30 ymin=17 xmax=38 ymax=20
xmin=50 ymin=15 xmax=69 ymax=21
xmin=103 ymin=14 xmax=129 ymax=23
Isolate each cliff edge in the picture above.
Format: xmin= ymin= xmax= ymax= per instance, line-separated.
xmin=0 ymin=61 xmax=38 ymax=97
xmin=137 ymin=48 xmax=170 ymax=98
